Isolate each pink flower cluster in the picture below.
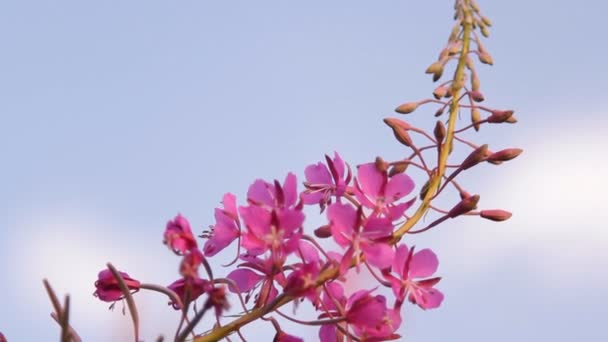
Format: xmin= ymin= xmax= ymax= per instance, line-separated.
xmin=94 ymin=153 xmax=444 ymax=341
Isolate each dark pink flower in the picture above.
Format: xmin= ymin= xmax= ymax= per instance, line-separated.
xmin=167 ymin=277 xmax=211 ymax=309
xmin=384 ymin=244 xmax=444 ymax=310
xmin=327 ymin=203 xmax=395 ymax=272
xmin=164 ymin=214 xmax=198 ymax=255
xmin=179 ymin=248 xmax=205 ymax=278
xmin=203 ymin=193 xmax=241 ymax=257
xmin=354 ymin=163 xmax=416 ymax=220
xmin=226 ymin=255 xmax=286 ymax=307
xmin=239 ymin=173 xmax=304 ymax=258
xmin=284 ymin=262 xmax=320 ymax=299
xmin=94 ymin=269 xmax=140 ymax=302
xmin=204 ymin=285 xmax=230 ymax=317
xmin=302 ymin=152 xmax=351 ymax=210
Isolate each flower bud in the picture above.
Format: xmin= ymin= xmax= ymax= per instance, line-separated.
xmin=384 ymin=119 xmax=413 ymax=147
xmin=434 ymin=120 xmax=446 ymax=143
xmin=383 ymin=117 xmax=411 ymax=130
xmin=314 ymin=225 xmax=332 ymax=238
xmin=480 ymin=209 xmax=512 ymax=222
xmin=461 ymin=144 xmax=488 ymax=170
xmin=488 ymin=110 xmax=514 ymax=123
xmin=481 ymin=16 xmax=493 ymax=27
xmin=479 ymin=52 xmax=494 ymax=65
xmin=448 ymin=194 xmax=480 ymax=218
xmin=389 ymin=162 xmax=409 ymax=176
xmin=506 ymin=115 xmax=518 ymax=124
xmin=433 ymin=86 xmax=448 ymax=99
xmin=425 ymin=62 xmax=443 ymax=75
xmin=480 ymin=25 xmax=490 ymax=38
xmin=435 ymin=107 xmax=445 ymax=117
xmin=486 ymin=148 xmax=523 ymax=162
xmin=395 ymin=102 xmax=419 ymax=114
xmin=469 ymin=91 xmax=485 ymax=102
xmin=471 ymin=74 xmax=481 ymax=91
xmin=375 ymin=156 xmax=389 ymax=172
xmin=471 ymin=108 xmax=481 ymax=131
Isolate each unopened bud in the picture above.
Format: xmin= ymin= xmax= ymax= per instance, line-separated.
xmin=471 ymin=108 xmax=481 ymax=131
xmin=375 ymin=156 xmax=389 ymax=172
xmin=448 ymin=41 xmax=462 ymax=55
xmin=419 ymin=179 xmax=431 ymax=200
xmin=435 ymin=107 xmax=445 ymax=117
xmin=480 ymin=209 xmax=512 ymax=222
xmin=487 ymin=148 xmax=523 ymax=162
xmin=433 ymin=86 xmax=448 ymax=99
xmin=434 ymin=120 xmax=446 ymax=143
xmin=448 ymin=194 xmax=480 ymax=218
xmin=471 ymin=74 xmax=481 ymax=91
xmin=480 ymin=25 xmax=490 ymax=38
xmin=425 ymin=62 xmax=443 ymax=75
xmin=449 ymin=25 xmax=461 ymax=42
xmin=479 ymin=52 xmax=494 ymax=65
xmin=469 ymin=91 xmax=485 ymax=102
xmin=384 ymin=118 xmax=414 ymax=147
xmin=395 ymin=102 xmax=419 ymax=114
xmin=433 ymin=69 xmax=443 ymax=82
xmin=488 ymin=110 xmax=514 ymax=123
xmin=389 ymin=162 xmax=408 ymax=177
xmin=452 ymin=78 xmax=465 ymax=93
xmin=314 ymin=225 xmax=332 ymax=238
xmin=438 ymin=48 xmax=449 ymax=60
xmin=481 ymin=16 xmax=493 ymax=27
xmin=461 ymin=144 xmax=488 ymax=170
xmin=506 ymin=115 xmax=518 ymax=124
xmin=459 ymin=190 xmax=472 ymax=200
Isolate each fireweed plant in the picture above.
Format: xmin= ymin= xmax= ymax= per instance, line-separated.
xmin=30 ymin=1 xmax=522 ymax=341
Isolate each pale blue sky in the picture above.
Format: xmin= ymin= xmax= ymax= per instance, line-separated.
xmin=1 ymin=0 xmax=607 ymax=341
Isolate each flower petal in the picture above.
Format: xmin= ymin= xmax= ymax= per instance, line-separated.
xmin=226 ymin=268 xmax=264 ymax=293
xmin=409 ymin=248 xmax=439 ymax=279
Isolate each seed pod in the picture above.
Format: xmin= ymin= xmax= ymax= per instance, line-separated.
xmin=448 ymin=194 xmax=480 ymax=218
xmin=461 ymin=144 xmax=488 ymax=170
xmin=480 ymin=209 xmax=512 ymax=222
xmin=395 ymin=102 xmax=419 ymax=114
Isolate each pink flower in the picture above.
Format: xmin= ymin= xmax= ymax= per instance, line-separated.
xmin=203 ymin=193 xmax=241 ymax=257
xmin=284 ymin=262 xmax=320 ymax=300
xmin=384 ymin=244 xmax=444 ymax=310
xmin=239 ymin=173 xmax=304 ymax=258
xmin=94 ymin=269 xmax=140 ymax=302
xmin=302 ymin=152 xmax=351 ymax=210
xmin=164 ymin=214 xmax=198 ymax=255
xmin=179 ymin=248 xmax=205 ymax=278
xmin=167 ymin=277 xmax=211 ymax=309
xmin=327 ymin=202 xmax=395 ymax=272
xmin=354 ymin=163 xmax=416 ymax=220
xmin=319 ymin=289 xmax=400 ymax=342
xmin=204 ymin=285 xmax=230 ymax=317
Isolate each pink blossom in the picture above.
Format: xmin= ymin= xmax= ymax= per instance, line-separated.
xmin=93 ymin=269 xmax=140 ymax=302
xmin=167 ymin=277 xmax=211 ymax=309
xmin=226 ymin=255 xmax=286 ymax=307
xmin=164 ymin=214 xmax=198 ymax=255
xmin=327 ymin=202 xmax=395 ymax=272
xmin=384 ymin=244 xmax=444 ymax=310
xmin=354 ymin=163 xmax=416 ymax=220
xmin=239 ymin=173 xmax=304 ymax=258
xmin=203 ymin=193 xmax=241 ymax=257
xmin=204 ymin=285 xmax=230 ymax=317
xmin=302 ymin=152 xmax=351 ymax=210
xmin=273 ymin=331 xmax=303 ymax=342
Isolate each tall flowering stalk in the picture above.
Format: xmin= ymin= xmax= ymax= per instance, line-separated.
xmin=31 ymin=1 xmax=521 ymax=341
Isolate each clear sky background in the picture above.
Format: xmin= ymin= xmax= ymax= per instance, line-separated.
xmin=1 ymin=0 xmax=607 ymax=341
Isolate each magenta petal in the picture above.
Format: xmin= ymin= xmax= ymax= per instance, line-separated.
xmin=409 ymin=249 xmax=439 ymax=279
xmin=298 ymin=240 xmax=320 ymax=263
xmin=332 ymin=152 xmax=346 ymax=179
xmin=239 ymin=205 xmax=271 ymax=237
xmin=385 ymin=173 xmax=415 ymax=201
xmin=301 ymin=192 xmax=325 ymax=205
xmin=392 ymin=244 xmax=410 ymax=278
xmin=356 ymin=163 xmax=384 ymax=199
xmin=226 ymin=268 xmax=264 ymax=293
xmin=305 ymin=162 xmax=332 ymax=185
xmin=327 ymin=203 xmax=356 ymax=247
xmin=222 ymin=193 xmax=238 ymax=218
xmin=387 ymin=200 xmax=414 ymax=220
xmin=247 ymin=179 xmax=274 ymax=206
xmin=361 ymin=242 xmax=395 ymax=269
xmin=419 ymin=288 xmax=444 ymax=309
xmin=283 ymin=172 xmax=298 ymax=207
xmin=319 ymin=324 xmax=337 ymax=342
xmin=363 ymin=216 xmax=394 ymax=239
xmin=277 ymin=209 xmax=305 ymax=232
